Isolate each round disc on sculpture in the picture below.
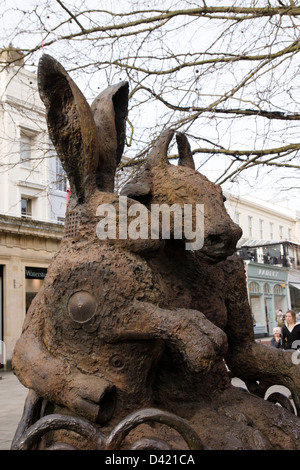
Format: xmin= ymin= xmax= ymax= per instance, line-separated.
xmin=68 ymin=291 xmax=97 ymax=323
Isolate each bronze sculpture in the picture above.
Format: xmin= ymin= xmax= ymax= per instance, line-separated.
xmin=11 ymin=55 xmax=300 ymax=450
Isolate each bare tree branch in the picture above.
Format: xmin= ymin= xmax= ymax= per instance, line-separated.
xmin=1 ymin=0 xmax=300 ymax=199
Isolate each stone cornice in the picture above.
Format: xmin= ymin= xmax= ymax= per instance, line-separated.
xmin=1 ymin=94 xmax=45 ymax=117
xmin=0 ymin=214 xmax=64 ymax=240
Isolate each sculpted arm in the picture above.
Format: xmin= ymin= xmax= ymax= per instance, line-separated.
xmin=108 ymin=300 xmax=228 ymax=374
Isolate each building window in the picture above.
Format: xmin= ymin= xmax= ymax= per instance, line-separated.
xmin=55 ymin=157 xmax=67 ymax=192
xmin=263 ymin=283 xmax=270 ymax=294
xmin=270 ymin=223 xmax=274 ymax=240
xmin=279 ymin=226 xmax=283 ymax=240
xmin=259 ymin=219 xmax=264 ymax=239
xmin=249 ymin=281 xmax=260 ymax=294
xmin=274 ymin=284 xmax=283 ymax=295
xmin=234 ymin=212 xmax=240 ymax=225
xmin=249 ymin=294 xmax=262 ymax=327
xmin=248 ymin=216 xmax=253 ymax=238
xmin=21 ymin=197 xmax=32 ymax=218
xmin=288 ymin=228 xmax=292 ymax=240
xmin=20 ymin=132 xmax=33 ymax=167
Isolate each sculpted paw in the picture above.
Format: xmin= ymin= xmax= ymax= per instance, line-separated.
xmin=173 ymin=309 xmax=228 ymax=373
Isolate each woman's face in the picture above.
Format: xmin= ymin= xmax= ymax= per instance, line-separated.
xmin=286 ymin=311 xmax=294 ymax=325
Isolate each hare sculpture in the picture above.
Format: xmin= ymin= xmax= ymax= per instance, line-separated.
xmin=11 ymin=55 xmax=300 ymax=450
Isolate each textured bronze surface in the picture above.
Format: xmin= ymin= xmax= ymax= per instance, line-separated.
xmin=11 ymin=54 xmax=300 ymax=450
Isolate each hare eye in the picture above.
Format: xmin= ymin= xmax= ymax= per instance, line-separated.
xmin=68 ymin=291 xmax=97 ymax=323
xmin=109 ymin=355 xmax=125 ymax=369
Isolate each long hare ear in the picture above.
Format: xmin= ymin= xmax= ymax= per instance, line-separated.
xmin=38 ymin=55 xmax=129 ymax=204
xmin=38 ymin=54 xmax=100 ymax=204
xmin=91 ymin=81 xmax=129 ymax=192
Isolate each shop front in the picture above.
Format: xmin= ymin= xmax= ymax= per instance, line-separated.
xmin=245 ymin=262 xmax=289 ymax=337
xmin=25 ymin=266 xmax=47 ymax=313
xmin=288 ymin=269 xmax=300 ymax=317
xmin=0 ymin=214 xmax=64 ymax=368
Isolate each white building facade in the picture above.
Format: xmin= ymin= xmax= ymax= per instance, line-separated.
xmin=225 ymin=193 xmax=300 ymax=247
xmin=0 ymin=48 xmax=67 ymax=223
xmin=0 ymin=48 xmax=66 ymax=367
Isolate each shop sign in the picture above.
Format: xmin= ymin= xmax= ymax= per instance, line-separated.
xmin=257 ymin=268 xmax=279 ymax=278
xmin=247 ymin=263 xmax=287 ymax=282
xmin=25 ymin=267 xmax=47 ymax=279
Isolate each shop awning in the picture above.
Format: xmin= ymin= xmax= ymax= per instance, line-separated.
xmin=289 ymin=283 xmax=300 ymax=292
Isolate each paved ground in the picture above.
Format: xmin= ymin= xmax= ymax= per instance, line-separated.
xmin=0 ymin=371 xmax=28 ymax=450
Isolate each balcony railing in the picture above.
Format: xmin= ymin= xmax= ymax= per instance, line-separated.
xmin=237 ymin=242 xmax=300 ymax=269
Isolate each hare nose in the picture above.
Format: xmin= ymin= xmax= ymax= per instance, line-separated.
xmin=205 ymin=222 xmax=242 ymax=255
xmin=96 ymin=385 xmax=116 ymax=424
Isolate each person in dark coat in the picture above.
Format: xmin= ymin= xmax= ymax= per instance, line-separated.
xmin=270 ymin=326 xmax=282 ymax=349
xmin=282 ymin=310 xmax=300 ymax=350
